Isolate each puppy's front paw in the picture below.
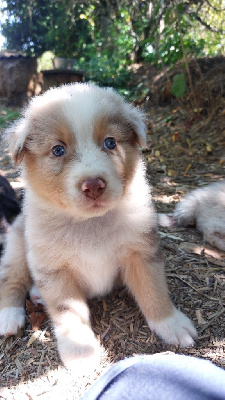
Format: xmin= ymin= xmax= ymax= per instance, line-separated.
xmin=148 ymin=308 xmax=197 ymax=347
xmin=0 ymin=307 xmax=25 ymax=336
xmin=55 ymin=322 xmax=101 ymax=376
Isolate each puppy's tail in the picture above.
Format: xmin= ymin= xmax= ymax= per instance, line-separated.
xmin=173 ymin=191 xmax=199 ymax=227
xmin=158 ymin=191 xmax=198 ymax=228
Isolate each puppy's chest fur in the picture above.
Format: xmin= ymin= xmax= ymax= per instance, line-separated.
xmin=25 ymin=199 xmax=152 ymax=297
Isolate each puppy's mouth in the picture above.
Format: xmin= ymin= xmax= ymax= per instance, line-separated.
xmin=84 ymin=197 xmax=109 ymax=210
xmin=90 ymin=202 xmax=103 ymax=208
xmin=78 ymin=195 xmax=117 ymax=217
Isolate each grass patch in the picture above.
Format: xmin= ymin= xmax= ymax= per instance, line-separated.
xmin=0 ymin=108 xmax=20 ymax=129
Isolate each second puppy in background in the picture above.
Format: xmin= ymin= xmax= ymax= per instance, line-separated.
xmin=0 ymin=175 xmax=20 ymax=246
xmin=159 ymin=180 xmax=225 ymax=251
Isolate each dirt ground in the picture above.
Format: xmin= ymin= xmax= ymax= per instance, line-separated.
xmin=0 ymin=59 xmax=225 ymax=399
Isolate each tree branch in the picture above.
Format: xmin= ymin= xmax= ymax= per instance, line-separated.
xmin=191 ymin=12 xmax=225 ymax=34
xmin=205 ymin=0 xmax=225 ymax=12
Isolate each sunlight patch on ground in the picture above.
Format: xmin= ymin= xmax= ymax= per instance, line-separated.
xmin=0 ymin=347 xmax=112 ymax=400
xmin=153 ymin=194 xmax=178 ymax=204
xmin=179 ymin=242 xmax=225 ymax=262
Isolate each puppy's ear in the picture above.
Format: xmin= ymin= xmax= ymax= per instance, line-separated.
xmin=6 ymin=118 xmax=29 ymax=166
xmin=124 ymin=103 xmax=147 ymax=148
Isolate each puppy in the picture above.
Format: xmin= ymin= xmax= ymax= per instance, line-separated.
xmin=0 ymin=84 xmax=197 ymax=373
xmin=171 ymin=181 xmax=225 ymax=251
xmin=0 ymin=175 xmax=21 ymax=246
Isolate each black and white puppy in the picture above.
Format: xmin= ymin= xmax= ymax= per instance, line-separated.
xmin=0 ymin=175 xmax=20 ymax=243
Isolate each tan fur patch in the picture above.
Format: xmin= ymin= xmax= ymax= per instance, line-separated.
xmin=0 ymin=84 xmax=196 ymax=365
xmin=26 ymin=101 xmax=76 ymax=151
xmin=122 ymin=249 xmax=173 ymax=322
xmin=92 ymin=116 xmax=140 ymax=189
xmin=93 ymin=114 xmax=139 ymax=146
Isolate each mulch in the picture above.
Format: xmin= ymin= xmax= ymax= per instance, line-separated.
xmin=0 ymin=58 xmax=225 ymax=399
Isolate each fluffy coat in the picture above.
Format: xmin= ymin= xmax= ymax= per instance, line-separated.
xmin=0 ymin=84 xmax=197 ymax=373
xmin=168 ymin=181 xmax=225 ymax=251
xmin=0 ymin=175 xmax=20 ymax=247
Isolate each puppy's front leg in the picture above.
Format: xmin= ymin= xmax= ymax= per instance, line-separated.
xmin=122 ymin=246 xmax=197 ymax=347
xmin=34 ymin=268 xmax=100 ymax=374
xmin=0 ymin=214 xmax=31 ymax=336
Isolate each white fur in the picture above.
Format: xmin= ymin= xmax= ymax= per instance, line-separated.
xmin=148 ymin=308 xmax=197 ymax=347
xmin=56 ymin=327 xmax=101 ymax=375
xmin=24 ymin=159 xmax=153 ymax=298
xmin=24 ymin=196 xmax=152 ymax=298
xmin=0 ymin=84 xmax=197 ymax=372
xmin=55 ymin=300 xmax=101 ymax=373
xmin=11 ymin=84 xmax=146 ymax=157
xmin=29 ymin=285 xmax=45 ymax=305
xmin=64 ymin=145 xmax=124 ymax=219
xmin=0 ymin=307 xmax=25 ymax=336
xmin=173 ymin=180 xmax=225 ymax=251
xmin=53 ymin=84 xmax=146 ymax=147
xmin=0 ymin=233 xmax=6 ymax=246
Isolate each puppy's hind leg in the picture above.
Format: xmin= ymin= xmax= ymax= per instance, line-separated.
xmin=0 ymin=214 xmax=31 ymax=336
xmin=122 ymin=241 xmax=197 ymax=347
xmin=202 ymin=222 xmax=225 ymax=252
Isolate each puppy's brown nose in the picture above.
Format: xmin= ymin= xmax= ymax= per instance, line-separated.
xmin=81 ymin=178 xmax=106 ymax=199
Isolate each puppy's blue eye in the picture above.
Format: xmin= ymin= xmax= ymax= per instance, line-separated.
xmin=52 ymin=145 xmax=66 ymax=157
xmin=104 ymin=137 xmax=116 ymax=150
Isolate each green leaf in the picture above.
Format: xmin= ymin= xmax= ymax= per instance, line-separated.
xmin=176 ymin=3 xmax=184 ymax=14
xmin=164 ymin=8 xmax=172 ymax=25
xmin=171 ymin=73 xmax=186 ymax=98
xmin=0 ymin=109 xmax=20 ymax=129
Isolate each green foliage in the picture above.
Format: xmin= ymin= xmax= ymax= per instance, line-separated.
xmin=171 ymin=73 xmax=186 ymax=98
xmin=1 ymin=0 xmax=93 ymax=57
xmin=1 ymin=0 xmax=224 ymax=92
xmin=37 ymin=51 xmax=55 ymax=72
xmin=142 ymin=3 xmax=207 ymax=67
xmin=0 ymin=109 xmax=20 ymax=129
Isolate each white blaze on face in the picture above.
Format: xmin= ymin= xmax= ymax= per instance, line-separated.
xmin=57 ymin=87 xmax=128 ymax=217
xmin=9 ymin=83 xmax=146 ymax=219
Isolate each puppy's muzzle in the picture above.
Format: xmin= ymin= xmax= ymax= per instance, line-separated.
xmin=81 ymin=178 xmax=106 ymax=200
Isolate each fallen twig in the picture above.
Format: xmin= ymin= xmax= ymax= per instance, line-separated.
xmin=199 ymin=308 xmax=225 ymax=334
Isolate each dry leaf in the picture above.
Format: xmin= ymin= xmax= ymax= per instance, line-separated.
xmin=167 ymin=169 xmax=177 ymax=177
xmin=172 ymin=107 xmax=180 ymax=113
xmin=179 ymin=242 xmax=225 ymax=267
xmin=30 ymin=312 xmax=47 ymax=332
xmin=172 ymin=132 xmax=179 ymax=142
xmin=26 ymin=299 xmax=47 ymax=331
xmin=26 ymin=299 xmax=44 ymax=314
xmin=206 ymin=144 xmax=212 ymax=153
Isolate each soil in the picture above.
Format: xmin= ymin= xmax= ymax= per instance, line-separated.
xmin=0 ymin=57 xmax=225 ymax=399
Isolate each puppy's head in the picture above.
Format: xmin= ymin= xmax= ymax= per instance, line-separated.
xmin=7 ymin=84 xmax=146 ymax=219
